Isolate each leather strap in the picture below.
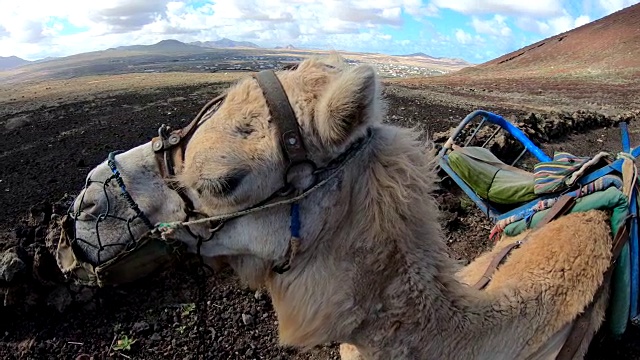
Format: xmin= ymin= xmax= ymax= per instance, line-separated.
xmin=254 ymin=70 xmax=309 ymax=165
xmin=472 ymin=195 xmax=576 ymax=290
xmin=554 ymin=278 xmax=606 ymax=360
xmin=537 ymin=195 xmax=578 ymax=228
xmin=151 ymin=93 xmax=227 ymax=178
xmin=472 ymin=241 xmax=523 ymax=290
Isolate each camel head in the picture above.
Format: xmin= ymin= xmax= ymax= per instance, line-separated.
xmin=168 ymin=56 xmax=384 ymax=283
xmin=59 ymin=55 xmax=384 ymax=288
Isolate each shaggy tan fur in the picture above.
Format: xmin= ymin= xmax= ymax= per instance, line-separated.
xmin=177 ymin=55 xmax=616 ymax=360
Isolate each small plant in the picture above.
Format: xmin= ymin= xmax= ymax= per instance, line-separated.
xmin=459 ymin=196 xmax=474 ymax=212
xmin=113 ymin=335 xmax=137 ymax=351
xmin=176 ymin=325 xmax=187 ymax=334
xmin=181 ymin=303 xmax=196 ymax=316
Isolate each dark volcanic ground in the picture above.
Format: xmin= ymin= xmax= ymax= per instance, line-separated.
xmin=1 ymin=79 xmax=640 ymax=359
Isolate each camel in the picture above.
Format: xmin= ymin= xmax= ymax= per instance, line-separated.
xmin=64 ymin=55 xmax=620 ymax=359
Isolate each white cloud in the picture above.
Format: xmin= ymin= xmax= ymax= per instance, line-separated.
xmin=515 ymin=18 xmax=551 ymax=34
xmin=574 ymin=15 xmax=592 ymax=28
xmin=515 ymin=12 xmax=592 ymax=36
xmin=0 ymin=0 xmax=445 ymax=59
xmin=471 ymin=15 xmax=512 ymax=37
xmin=431 ymin=0 xmax=565 ymax=17
xmin=455 ymin=29 xmax=472 ymax=44
xmin=403 ymin=0 xmax=439 ymax=17
xmin=598 ymin=0 xmax=639 ymax=14
xmin=1 ymin=0 xmax=635 ymax=62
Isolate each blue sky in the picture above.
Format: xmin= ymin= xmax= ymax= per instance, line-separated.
xmin=0 ymin=0 xmax=638 ymax=63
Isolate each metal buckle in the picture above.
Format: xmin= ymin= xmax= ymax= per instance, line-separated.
xmin=283 ymin=159 xmax=318 ymax=192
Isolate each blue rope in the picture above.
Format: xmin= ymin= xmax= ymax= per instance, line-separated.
xmin=290 ymin=203 xmax=301 ymax=238
xmin=107 ymin=151 xmax=154 ymax=229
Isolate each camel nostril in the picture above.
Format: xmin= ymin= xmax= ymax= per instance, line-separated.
xmin=72 ymin=198 xmax=106 ymax=220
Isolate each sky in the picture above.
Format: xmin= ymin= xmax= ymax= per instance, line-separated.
xmin=0 ymin=0 xmax=639 ymax=64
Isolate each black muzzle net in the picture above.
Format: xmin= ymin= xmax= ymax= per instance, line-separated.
xmin=56 ymin=151 xmax=184 ymax=287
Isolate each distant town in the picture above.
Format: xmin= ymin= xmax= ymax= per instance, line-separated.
xmin=133 ymin=53 xmax=452 ymax=78
xmin=0 ymin=38 xmax=469 ymax=84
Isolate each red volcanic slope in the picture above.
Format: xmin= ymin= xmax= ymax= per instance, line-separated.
xmin=456 ymin=3 xmax=640 ymax=78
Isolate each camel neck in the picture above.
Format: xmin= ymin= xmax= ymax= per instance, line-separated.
xmin=327 ymin=130 xmax=508 ymax=359
xmin=342 ymin=233 xmax=493 ymax=359
xmin=267 ymin=127 xmax=523 ymax=359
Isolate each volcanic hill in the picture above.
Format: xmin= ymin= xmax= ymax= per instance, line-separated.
xmin=449 ymin=3 xmax=639 ymax=80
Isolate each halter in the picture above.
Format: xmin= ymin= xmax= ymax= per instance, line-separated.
xmin=150 ymin=69 xmax=372 ymax=272
xmin=56 ymin=67 xmax=374 ymax=286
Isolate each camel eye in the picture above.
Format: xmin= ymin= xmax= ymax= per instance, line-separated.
xmin=196 ymin=170 xmax=249 ymax=197
xmin=235 ymin=123 xmax=255 ymax=138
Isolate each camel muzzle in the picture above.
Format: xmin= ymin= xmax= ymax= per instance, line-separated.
xmin=55 ymin=215 xmax=184 ymax=287
xmin=54 ymin=150 xmax=186 ymax=287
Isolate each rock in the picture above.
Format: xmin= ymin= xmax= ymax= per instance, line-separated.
xmin=46 ymin=286 xmax=72 ymax=313
xmin=132 ymin=321 xmax=150 ymax=333
xmin=1 ymin=288 xmax=7 ymax=306
xmin=5 ymin=115 xmax=31 ymax=130
xmin=28 ymin=201 xmax=51 ymax=226
xmin=241 ymin=313 xmax=254 ymax=325
xmin=74 ymin=288 xmax=95 ymax=303
xmin=440 ymin=211 xmax=459 ymax=231
xmin=4 ymin=286 xmax=22 ymax=307
xmin=150 ymin=333 xmax=162 ymax=341
xmin=431 ymin=130 xmax=451 ymax=143
xmin=33 ymin=245 xmax=64 ymax=286
xmin=82 ymin=302 xmax=96 ymax=312
xmin=0 ymin=248 xmax=26 ymax=282
xmin=45 ymin=215 xmax=63 ymax=250
xmin=69 ymin=283 xmax=82 ymax=293
xmin=436 ymin=193 xmax=461 ymax=213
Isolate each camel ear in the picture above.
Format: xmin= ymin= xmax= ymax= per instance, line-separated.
xmin=315 ymin=64 xmax=379 ymax=148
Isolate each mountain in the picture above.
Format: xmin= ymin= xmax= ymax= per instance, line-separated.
xmin=401 ymin=52 xmax=471 ymax=66
xmin=456 ymin=3 xmax=640 ymax=79
xmin=33 ymin=56 xmax=60 ymax=63
xmin=191 ymin=38 xmax=260 ymax=49
xmin=403 ymin=52 xmax=439 ymax=59
xmin=112 ymin=39 xmax=208 ymax=53
xmin=0 ymin=56 xmax=31 ymax=71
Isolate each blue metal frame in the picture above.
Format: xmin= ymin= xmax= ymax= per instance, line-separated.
xmin=619 ymin=123 xmax=640 ymax=324
xmin=437 ymin=110 xmax=554 ymax=222
xmin=437 ymin=110 xmax=552 ymax=162
xmin=438 ymin=109 xmax=640 ymax=328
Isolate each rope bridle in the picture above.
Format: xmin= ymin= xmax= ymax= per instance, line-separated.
xmin=64 ymin=66 xmax=372 ymax=272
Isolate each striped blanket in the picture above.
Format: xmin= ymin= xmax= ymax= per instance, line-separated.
xmin=533 ymin=151 xmax=612 ymax=194
xmin=490 ymin=174 xmax=623 ymax=239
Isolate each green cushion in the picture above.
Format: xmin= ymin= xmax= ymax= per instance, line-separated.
xmin=447 ymin=147 xmax=537 ymax=205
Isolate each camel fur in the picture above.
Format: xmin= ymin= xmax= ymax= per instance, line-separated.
xmin=163 ymin=55 xmax=616 ymax=359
